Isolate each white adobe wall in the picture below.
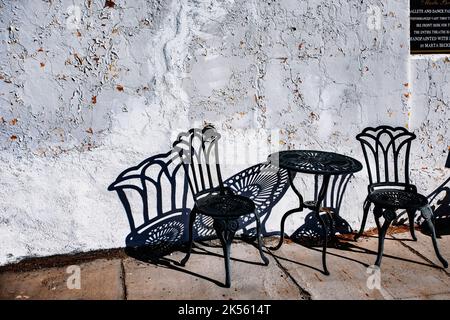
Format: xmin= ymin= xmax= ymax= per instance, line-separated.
xmin=0 ymin=0 xmax=448 ymax=265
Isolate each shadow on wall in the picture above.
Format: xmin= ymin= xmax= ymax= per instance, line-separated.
xmin=421 ymin=176 xmax=450 ymax=236
xmin=428 ymin=150 xmax=450 ymax=235
xmin=396 ymin=150 xmax=450 ymax=236
xmin=108 ymin=150 xmax=190 ymax=261
xmin=290 ymin=174 xmax=354 ymax=246
xmin=108 ymin=151 xmax=290 ymax=262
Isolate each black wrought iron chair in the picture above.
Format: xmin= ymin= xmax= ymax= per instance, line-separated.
xmin=172 ymin=125 xmax=269 ymax=287
xmin=108 ymin=150 xmax=190 ymax=260
xmin=193 ymin=162 xmax=290 ymax=240
xmin=354 ymin=125 xmax=448 ymax=268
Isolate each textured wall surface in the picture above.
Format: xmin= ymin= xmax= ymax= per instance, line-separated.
xmin=0 ymin=0 xmax=449 ymax=265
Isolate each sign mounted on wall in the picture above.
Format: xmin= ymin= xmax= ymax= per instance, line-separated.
xmin=410 ymin=0 xmax=450 ymax=54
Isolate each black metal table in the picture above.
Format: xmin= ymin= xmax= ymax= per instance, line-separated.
xmin=268 ymin=150 xmax=362 ymax=275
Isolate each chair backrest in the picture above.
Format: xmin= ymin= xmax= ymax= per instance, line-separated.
xmin=172 ymin=125 xmax=225 ymax=201
xmin=108 ymin=150 xmax=189 ymax=232
xmin=356 ymin=126 xmax=416 ymax=187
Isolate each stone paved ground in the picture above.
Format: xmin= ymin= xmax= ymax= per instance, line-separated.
xmin=1 ymin=229 xmax=449 ymax=300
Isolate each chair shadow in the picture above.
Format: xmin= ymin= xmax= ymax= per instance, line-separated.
xmin=287 ymin=173 xmax=354 ymax=246
xmin=109 ymin=157 xmax=290 ymax=286
xmin=269 ymin=235 xmax=442 ymax=271
xmin=126 ymin=251 xmax=226 ymax=287
xmin=190 ymin=244 xmax=268 ymax=266
xmin=290 ymin=212 xmax=353 ymax=247
xmin=394 ymin=177 xmax=450 ymax=237
xmin=421 ymin=177 xmax=450 ymax=237
xmin=310 ymin=240 xmax=442 ymax=270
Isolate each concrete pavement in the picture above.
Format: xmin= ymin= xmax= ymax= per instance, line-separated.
xmin=1 ymin=229 xmax=449 ymax=300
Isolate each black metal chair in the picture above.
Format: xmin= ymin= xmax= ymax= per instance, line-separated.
xmin=172 ymin=125 xmax=269 ymax=287
xmin=354 ymin=125 xmax=448 ymax=268
xmin=108 ymin=150 xmax=190 ymax=260
xmin=193 ymin=162 xmax=290 ymax=240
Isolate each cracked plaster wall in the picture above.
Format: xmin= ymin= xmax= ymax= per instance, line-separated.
xmin=0 ymin=0 xmax=448 ymax=265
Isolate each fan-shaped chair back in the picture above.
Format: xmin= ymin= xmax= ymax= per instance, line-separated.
xmin=172 ymin=125 xmax=225 ymax=200
xmin=356 ymin=126 xmax=416 ymax=188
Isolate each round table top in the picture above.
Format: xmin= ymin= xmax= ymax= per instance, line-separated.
xmin=268 ymin=150 xmax=363 ymax=175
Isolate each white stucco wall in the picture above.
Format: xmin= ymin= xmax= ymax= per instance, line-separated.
xmin=0 ymin=0 xmax=449 ymax=265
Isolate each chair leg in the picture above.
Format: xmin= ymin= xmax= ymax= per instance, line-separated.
xmin=255 ymin=212 xmax=269 ymax=265
xmin=214 ymin=219 xmax=237 ymax=288
xmin=430 ymin=212 xmax=442 ymax=238
xmin=374 ymin=205 xmax=383 ymax=232
xmin=375 ymin=209 xmax=395 ymax=267
xmin=406 ymin=209 xmax=417 ymax=241
xmin=354 ymin=198 xmax=371 ymax=241
xmin=420 ymin=205 xmax=448 ymax=268
xmin=180 ymin=208 xmax=197 ymax=266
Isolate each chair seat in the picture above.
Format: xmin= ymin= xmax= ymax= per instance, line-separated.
xmin=196 ymin=194 xmax=255 ymax=217
xmin=368 ymin=189 xmax=428 ymax=209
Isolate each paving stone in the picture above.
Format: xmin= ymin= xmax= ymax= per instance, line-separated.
xmin=0 ymin=258 xmax=124 ymax=300
xmin=123 ymin=240 xmax=305 ymax=300
xmin=400 ymin=292 xmax=450 ymax=300
xmin=1 ymin=234 xmax=449 ymax=300
xmin=392 ymin=230 xmax=450 ymax=272
xmin=268 ymin=234 xmax=450 ymax=300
